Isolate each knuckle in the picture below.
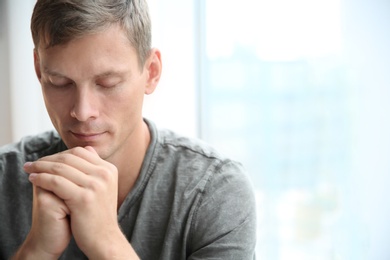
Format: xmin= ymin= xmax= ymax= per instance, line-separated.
xmin=81 ymin=191 xmax=94 ymax=204
xmin=95 ymin=167 xmax=114 ymax=182
xmin=49 ymin=175 xmax=62 ymax=187
xmin=108 ymin=164 xmax=118 ymax=175
xmin=69 ymin=146 xmax=85 ymax=156
xmin=35 ymin=190 xmax=56 ymax=208
xmin=56 ymin=153 xmax=67 ymax=163
xmin=88 ymin=178 xmax=103 ymax=192
xmin=50 ymin=162 xmax=66 ymax=174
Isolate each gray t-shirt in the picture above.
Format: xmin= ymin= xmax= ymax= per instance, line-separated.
xmin=0 ymin=119 xmax=257 ymax=259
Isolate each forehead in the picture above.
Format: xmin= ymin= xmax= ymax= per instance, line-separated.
xmin=37 ymin=25 xmax=141 ymax=78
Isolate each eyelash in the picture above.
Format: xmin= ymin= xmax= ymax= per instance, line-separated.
xmin=97 ymin=82 xmax=122 ymax=89
xmin=49 ymin=82 xmax=72 ymax=88
xmin=97 ymin=84 xmax=113 ymax=88
xmin=47 ymin=82 xmax=119 ymax=89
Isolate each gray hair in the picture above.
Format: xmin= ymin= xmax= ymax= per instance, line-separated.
xmin=31 ymin=0 xmax=152 ymax=67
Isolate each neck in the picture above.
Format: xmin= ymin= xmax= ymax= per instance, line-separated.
xmin=112 ymin=120 xmax=151 ymax=208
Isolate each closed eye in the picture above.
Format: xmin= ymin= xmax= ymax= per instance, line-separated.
xmin=96 ymin=80 xmax=123 ymax=89
xmin=49 ymin=82 xmax=73 ymax=88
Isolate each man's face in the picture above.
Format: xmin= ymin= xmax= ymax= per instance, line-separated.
xmin=34 ymin=25 xmax=158 ymax=161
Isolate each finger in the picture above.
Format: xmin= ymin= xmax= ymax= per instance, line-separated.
xmin=30 ymin=186 xmax=72 ymax=256
xmin=42 ymin=146 xmax=113 ymax=171
xmin=56 ymin=146 xmax=103 ymax=166
xmin=33 ymin=185 xmax=70 ymax=217
xmin=28 ymin=147 xmax=95 ymax=168
xmin=29 ymin=173 xmax=82 ymax=202
xmin=24 ymin=147 xmax=117 ymax=186
xmin=24 ymin=149 xmax=107 ymax=179
xmin=84 ymin=146 xmax=98 ymax=155
xmin=25 ymin=160 xmax=88 ymax=187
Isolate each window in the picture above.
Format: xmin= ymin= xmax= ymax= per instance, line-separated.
xmin=198 ymin=0 xmax=390 ymax=259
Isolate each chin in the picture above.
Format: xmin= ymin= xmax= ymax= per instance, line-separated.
xmin=93 ymin=146 xmax=112 ymax=160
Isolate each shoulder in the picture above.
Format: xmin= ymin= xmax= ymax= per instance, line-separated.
xmin=156 ymin=128 xmax=249 ymax=182
xmin=155 ymin=126 xmax=255 ymax=211
xmin=155 ymin=129 xmax=257 ymax=257
xmin=0 ymin=130 xmax=65 ymax=165
xmin=0 ymin=131 xmax=66 ymax=201
xmin=141 ymin=121 xmax=257 ymax=257
xmin=146 ymin=119 xmax=254 ymax=205
xmin=158 ymin=128 xmax=224 ymax=159
xmin=153 ymin=124 xmax=252 ymax=190
xmin=157 ymin=128 xmax=240 ymax=175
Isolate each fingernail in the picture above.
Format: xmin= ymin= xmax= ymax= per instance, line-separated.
xmin=28 ymin=173 xmax=37 ymax=182
xmin=24 ymin=162 xmax=32 ymax=168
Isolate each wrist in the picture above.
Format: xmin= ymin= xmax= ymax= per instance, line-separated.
xmin=84 ymin=229 xmax=139 ymax=260
xmin=12 ymin=236 xmax=61 ymax=260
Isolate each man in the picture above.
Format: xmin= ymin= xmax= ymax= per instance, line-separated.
xmin=0 ymin=0 xmax=257 ymax=259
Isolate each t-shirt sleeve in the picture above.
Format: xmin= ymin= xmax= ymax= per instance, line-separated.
xmin=187 ymin=160 xmax=257 ymax=260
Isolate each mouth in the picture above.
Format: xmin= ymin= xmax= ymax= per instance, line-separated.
xmin=70 ymin=131 xmax=105 ymax=142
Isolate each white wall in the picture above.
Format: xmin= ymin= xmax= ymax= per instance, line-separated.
xmin=0 ymin=0 xmax=52 ymax=146
xmin=144 ymin=0 xmax=198 ymax=137
xmin=0 ymin=0 xmax=12 ymax=145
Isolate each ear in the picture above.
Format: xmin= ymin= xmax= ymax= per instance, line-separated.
xmin=33 ymin=49 xmax=42 ymax=81
xmin=144 ymin=48 xmax=162 ymax=95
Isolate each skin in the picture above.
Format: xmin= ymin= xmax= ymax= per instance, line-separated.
xmin=13 ymin=24 xmax=162 ymax=259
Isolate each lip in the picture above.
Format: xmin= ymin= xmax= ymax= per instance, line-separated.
xmin=71 ymin=131 xmax=105 ymax=142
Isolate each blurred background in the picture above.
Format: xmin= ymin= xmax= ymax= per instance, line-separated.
xmin=1 ymin=0 xmax=390 ymax=259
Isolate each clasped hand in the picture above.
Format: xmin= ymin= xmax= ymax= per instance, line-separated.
xmin=23 ymin=146 xmax=120 ymax=259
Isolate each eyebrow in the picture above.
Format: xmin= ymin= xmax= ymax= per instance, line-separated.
xmin=43 ymin=67 xmax=128 ymax=80
xmin=43 ymin=67 xmax=67 ymax=78
xmin=94 ymin=71 xmax=127 ymax=79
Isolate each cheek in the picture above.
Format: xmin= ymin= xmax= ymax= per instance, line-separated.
xmin=111 ymin=83 xmax=145 ymax=114
xmin=42 ymin=86 xmax=67 ymax=105
xmin=111 ymin=92 xmax=143 ymax=120
xmin=42 ymin=90 xmax=71 ymax=120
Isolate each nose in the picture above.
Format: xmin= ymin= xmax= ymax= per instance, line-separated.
xmin=70 ymin=87 xmax=99 ymax=122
